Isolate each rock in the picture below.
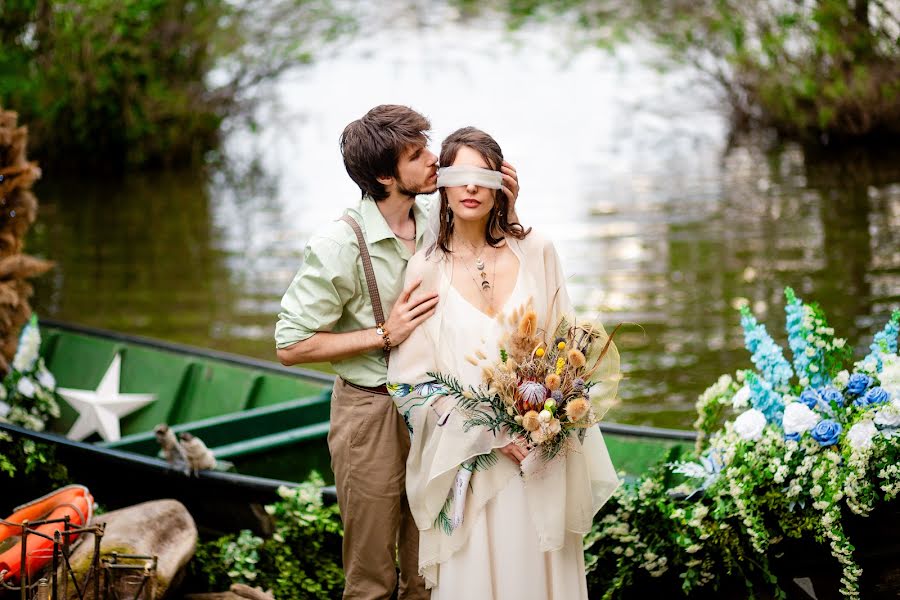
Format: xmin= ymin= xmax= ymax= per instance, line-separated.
xmin=63 ymin=499 xmax=197 ymax=599
xmin=230 ymin=583 xmax=274 ymax=600
xmin=182 ymin=585 xmax=274 ymax=600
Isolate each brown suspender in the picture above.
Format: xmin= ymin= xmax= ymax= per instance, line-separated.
xmin=339 ymin=214 xmax=389 ymax=365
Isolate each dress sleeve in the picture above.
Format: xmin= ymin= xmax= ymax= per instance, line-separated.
xmin=542 ymin=236 xmax=573 ymax=320
xmin=274 ymin=236 xmax=358 ymax=349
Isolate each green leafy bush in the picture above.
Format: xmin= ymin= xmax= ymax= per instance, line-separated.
xmin=194 ymin=472 xmax=344 ymax=600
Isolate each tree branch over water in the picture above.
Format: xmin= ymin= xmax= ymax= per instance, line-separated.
xmin=495 ymin=0 xmax=900 ymax=143
xmin=0 ymin=0 xmax=355 ymax=170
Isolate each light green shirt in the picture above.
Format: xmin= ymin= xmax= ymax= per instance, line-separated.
xmin=275 ymin=196 xmax=430 ymax=387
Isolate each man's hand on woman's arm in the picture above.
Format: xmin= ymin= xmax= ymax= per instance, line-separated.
xmin=277 ymin=278 xmax=438 ymax=366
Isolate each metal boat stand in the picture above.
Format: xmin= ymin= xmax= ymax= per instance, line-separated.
xmin=100 ymin=553 xmax=157 ymax=600
xmin=0 ymin=516 xmax=104 ymax=600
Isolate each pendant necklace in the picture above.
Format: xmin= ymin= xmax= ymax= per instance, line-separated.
xmin=461 ymin=238 xmax=491 ymax=291
xmin=457 ymin=239 xmax=497 ymax=315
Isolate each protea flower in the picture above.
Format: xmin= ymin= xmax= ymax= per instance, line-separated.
xmin=518 ymin=381 xmax=548 ymax=410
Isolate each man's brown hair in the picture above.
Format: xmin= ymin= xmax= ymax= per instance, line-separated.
xmin=339 ymin=105 xmax=431 ymax=201
xmin=436 ymin=127 xmax=529 ymax=253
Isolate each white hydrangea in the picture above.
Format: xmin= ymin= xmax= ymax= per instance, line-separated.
xmin=782 ymin=402 xmax=821 ymax=435
xmin=733 ymin=409 xmax=767 ymax=441
xmin=834 ymin=370 xmax=850 ymax=390
xmin=37 ymin=366 xmax=56 ymax=391
xmin=16 ymin=377 xmax=35 ymax=398
xmin=847 ymin=420 xmax=878 ymax=450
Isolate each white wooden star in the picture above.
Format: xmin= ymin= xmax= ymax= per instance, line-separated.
xmin=59 ymin=353 xmax=156 ymax=442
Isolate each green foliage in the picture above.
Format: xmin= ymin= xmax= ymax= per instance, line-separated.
xmin=584 ymin=298 xmax=900 ymax=598
xmin=0 ymin=0 xmax=353 ymax=170
xmin=193 ymin=472 xmax=345 ymax=600
xmin=0 ymin=318 xmax=69 ymax=494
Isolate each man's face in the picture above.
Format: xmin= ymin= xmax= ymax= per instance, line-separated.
xmin=393 ymin=140 xmax=438 ymax=198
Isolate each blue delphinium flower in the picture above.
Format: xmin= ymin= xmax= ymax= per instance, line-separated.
xmin=740 ymin=306 xmax=793 ymax=392
xmin=799 ymin=388 xmax=820 ymax=409
xmin=785 ymin=288 xmax=812 ymax=378
xmin=846 ymin=373 xmax=871 ymax=397
xmin=810 ymin=419 xmax=842 ymax=446
xmin=861 ymin=309 xmax=900 ymax=372
xmin=858 ymin=386 xmax=890 ymax=407
xmin=784 ymin=288 xmax=831 ymax=388
xmin=745 ymin=372 xmax=784 ymax=423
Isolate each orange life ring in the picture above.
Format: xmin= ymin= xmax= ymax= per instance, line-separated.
xmin=0 ymin=484 xmax=94 ymax=583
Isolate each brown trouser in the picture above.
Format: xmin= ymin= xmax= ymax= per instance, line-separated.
xmin=329 ymin=378 xmax=429 ymax=600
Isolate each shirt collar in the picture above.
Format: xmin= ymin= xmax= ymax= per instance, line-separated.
xmin=359 ymin=196 xmax=396 ymax=243
xmin=359 ymin=195 xmax=430 ymax=246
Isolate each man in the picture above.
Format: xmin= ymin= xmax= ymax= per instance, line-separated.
xmin=275 ymin=105 xmax=518 ymax=600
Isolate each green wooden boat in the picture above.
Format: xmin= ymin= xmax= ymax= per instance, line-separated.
xmin=2 ymin=320 xmax=697 ymax=531
xmin=38 ymin=319 xmax=695 ymax=482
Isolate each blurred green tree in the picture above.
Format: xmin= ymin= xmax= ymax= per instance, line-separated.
xmin=0 ymin=0 xmax=352 ymax=170
xmin=501 ymin=0 xmax=900 ymax=142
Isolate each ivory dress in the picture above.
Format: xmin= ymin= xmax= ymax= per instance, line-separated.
xmin=388 ymin=231 xmax=621 ymax=600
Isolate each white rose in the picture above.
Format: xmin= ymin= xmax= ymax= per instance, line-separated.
xmin=733 ymin=409 xmax=767 ymax=441
xmin=782 ymin=402 xmax=821 ymax=435
xmin=548 ymin=418 xmax=561 ymax=435
xmin=847 ymin=420 xmax=878 ymax=450
xmin=874 ymin=403 xmax=900 ymax=427
xmin=0 ymin=400 xmax=10 ymax=418
xmin=732 ymin=385 xmax=751 ymax=410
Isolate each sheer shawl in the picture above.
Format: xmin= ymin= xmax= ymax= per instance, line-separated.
xmin=387 ymin=232 xmax=621 ymax=588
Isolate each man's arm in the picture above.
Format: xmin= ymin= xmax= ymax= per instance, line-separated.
xmin=277 ymin=277 xmax=438 ymax=366
xmin=277 ymin=328 xmax=382 ymax=366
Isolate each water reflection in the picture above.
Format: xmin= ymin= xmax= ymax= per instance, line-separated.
xmin=25 ymin=4 xmax=900 ymax=430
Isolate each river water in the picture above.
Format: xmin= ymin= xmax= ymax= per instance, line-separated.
xmin=27 ymin=3 xmax=900 ymax=429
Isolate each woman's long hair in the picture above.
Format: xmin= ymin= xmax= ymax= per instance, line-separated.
xmin=436 ymin=127 xmax=530 ymax=254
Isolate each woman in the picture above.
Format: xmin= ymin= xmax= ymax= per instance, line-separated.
xmin=388 ymin=127 xmax=620 ymax=599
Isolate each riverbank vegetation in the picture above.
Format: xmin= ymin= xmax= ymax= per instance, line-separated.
xmin=501 ymin=0 xmax=900 ymax=143
xmin=0 ymin=0 xmax=352 ymax=170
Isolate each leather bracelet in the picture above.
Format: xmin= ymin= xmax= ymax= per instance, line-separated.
xmin=375 ymin=323 xmax=392 ymax=353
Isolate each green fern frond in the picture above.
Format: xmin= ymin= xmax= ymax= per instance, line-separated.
xmin=433 ymin=493 xmax=454 ymax=536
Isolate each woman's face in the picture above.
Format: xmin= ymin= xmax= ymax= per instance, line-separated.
xmin=445 ymin=146 xmax=497 ymax=225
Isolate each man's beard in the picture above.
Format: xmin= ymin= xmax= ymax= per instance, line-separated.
xmin=396 ymin=176 xmax=436 ymax=199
